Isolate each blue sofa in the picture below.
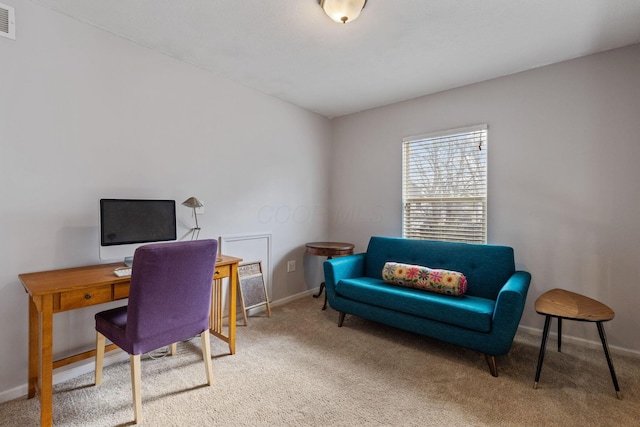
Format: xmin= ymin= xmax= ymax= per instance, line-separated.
xmin=323 ymin=236 xmax=531 ymax=376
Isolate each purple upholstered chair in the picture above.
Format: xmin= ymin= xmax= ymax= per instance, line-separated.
xmin=94 ymin=239 xmax=218 ymax=424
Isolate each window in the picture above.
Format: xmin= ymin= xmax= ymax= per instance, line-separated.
xmin=402 ymin=124 xmax=488 ymax=243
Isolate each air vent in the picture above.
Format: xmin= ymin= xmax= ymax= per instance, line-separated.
xmin=0 ymin=2 xmax=16 ymax=40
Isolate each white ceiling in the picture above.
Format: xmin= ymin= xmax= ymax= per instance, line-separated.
xmin=31 ymin=0 xmax=640 ymax=118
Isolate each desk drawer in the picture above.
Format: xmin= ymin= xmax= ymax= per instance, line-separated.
xmin=60 ymin=285 xmax=113 ymax=310
xmin=113 ymin=283 xmax=130 ymax=300
xmin=214 ymin=264 xmax=230 ymax=279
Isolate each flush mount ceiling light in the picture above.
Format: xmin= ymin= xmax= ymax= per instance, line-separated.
xmin=319 ymin=0 xmax=367 ymax=24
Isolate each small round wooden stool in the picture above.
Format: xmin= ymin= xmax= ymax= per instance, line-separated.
xmin=533 ymin=288 xmax=621 ymax=399
xmin=305 ymin=242 xmax=354 ymax=310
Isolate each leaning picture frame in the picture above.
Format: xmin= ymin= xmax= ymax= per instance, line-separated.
xmin=237 ymin=261 xmax=271 ymax=325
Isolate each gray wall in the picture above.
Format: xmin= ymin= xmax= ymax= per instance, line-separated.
xmin=329 ymin=43 xmax=640 ymax=355
xmin=0 ymin=0 xmax=331 ymax=400
xmin=1 ymin=0 xmax=639 ymax=403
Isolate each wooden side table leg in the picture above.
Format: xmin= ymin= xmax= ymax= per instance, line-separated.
xmin=557 ymin=317 xmax=562 ymax=352
xmin=596 ymin=322 xmax=622 ymax=399
xmin=312 ymin=282 xmax=325 ymax=298
xmin=312 ymin=283 xmax=329 ymax=310
xmin=534 ymin=315 xmax=552 ymax=389
xmin=313 ymin=255 xmax=332 ymax=310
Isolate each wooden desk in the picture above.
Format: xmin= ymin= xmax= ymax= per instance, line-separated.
xmin=19 ymin=254 xmax=242 ymax=427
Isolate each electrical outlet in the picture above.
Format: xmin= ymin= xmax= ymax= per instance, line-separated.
xmin=287 ymin=260 xmax=296 ymax=272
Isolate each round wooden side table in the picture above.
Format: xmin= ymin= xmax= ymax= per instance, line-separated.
xmin=305 ymin=241 xmax=354 ymax=310
xmin=533 ymin=288 xmax=621 ymax=399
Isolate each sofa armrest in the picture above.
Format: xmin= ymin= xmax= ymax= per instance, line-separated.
xmin=490 ymin=270 xmax=532 ymax=353
xmin=323 ymin=253 xmax=366 ymax=295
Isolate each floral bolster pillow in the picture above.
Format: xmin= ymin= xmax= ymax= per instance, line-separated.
xmin=382 ymin=262 xmax=467 ymax=296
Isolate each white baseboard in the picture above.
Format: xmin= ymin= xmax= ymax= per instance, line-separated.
xmin=0 ymin=349 xmax=129 ymax=404
xmin=517 ymin=325 xmax=640 ymax=359
xmin=271 ymin=288 xmax=320 ymax=308
xmin=243 ymin=287 xmax=320 ymax=317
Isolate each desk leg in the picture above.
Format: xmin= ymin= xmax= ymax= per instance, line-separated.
xmin=209 ymin=264 xmax=238 ymax=355
xmin=40 ymin=294 xmax=54 ymax=427
xmin=28 ymin=297 xmax=39 ymax=399
xmin=229 ymin=263 xmax=237 ymax=355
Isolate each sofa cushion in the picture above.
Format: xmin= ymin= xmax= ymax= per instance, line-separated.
xmin=335 ymin=277 xmax=494 ymax=332
xmin=382 ymin=262 xmax=467 ymax=296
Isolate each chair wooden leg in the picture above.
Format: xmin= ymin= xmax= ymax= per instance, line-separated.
xmin=201 ymin=330 xmax=214 ymax=386
xmin=130 ymin=354 xmax=142 ymax=424
xmin=485 ymin=354 xmax=498 ymax=377
xmin=95 ymin=332 xmax=105 ymax=385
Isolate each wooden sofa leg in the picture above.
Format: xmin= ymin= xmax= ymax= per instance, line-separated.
xmin=485 ymin=354 xmax=498 ymax=377
xmin=338 ymin=312 xmax=346 ymax=327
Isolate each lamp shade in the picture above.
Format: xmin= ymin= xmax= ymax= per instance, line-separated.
xmin=182 ymin=197 xmax=203 ymax=208
xmin=320 ymin=0 xmax=366 ymax=24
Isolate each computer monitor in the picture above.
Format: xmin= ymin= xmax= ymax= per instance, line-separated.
xmin=99 ymin=199 xmax=177 ymax=265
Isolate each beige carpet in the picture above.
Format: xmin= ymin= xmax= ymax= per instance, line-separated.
xmin=2 ymin=297 xmax=639 ymax=426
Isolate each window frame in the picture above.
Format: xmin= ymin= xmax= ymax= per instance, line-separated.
xmin=402 ymin=124 xmax=488 ymax=244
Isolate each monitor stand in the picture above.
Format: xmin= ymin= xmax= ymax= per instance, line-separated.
xmin=124 ymin=256 xmax=134 ymax=267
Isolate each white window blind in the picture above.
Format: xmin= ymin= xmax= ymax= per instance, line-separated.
xmin=402 ymin=124 xmax=488 ymax=243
